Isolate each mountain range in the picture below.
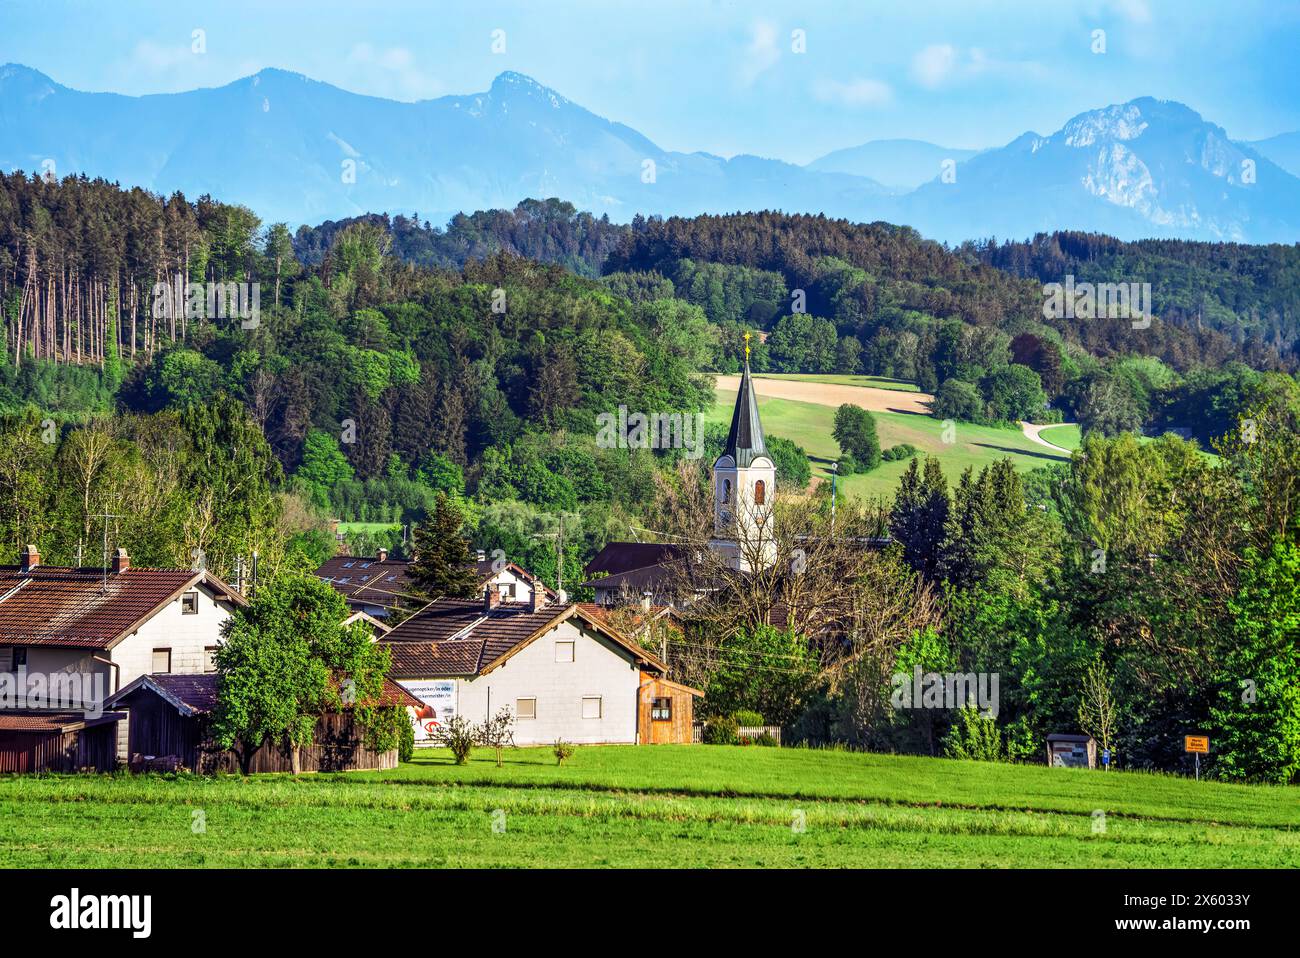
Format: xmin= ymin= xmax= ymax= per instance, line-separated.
xmin=2 ymin=63 xmax=1298 ymax=244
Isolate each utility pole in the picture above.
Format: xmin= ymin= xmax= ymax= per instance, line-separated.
xmin=532 ymin=512 xmax=573 ymax=595
xmin=830 ymin=461 xmax=839 ymax=537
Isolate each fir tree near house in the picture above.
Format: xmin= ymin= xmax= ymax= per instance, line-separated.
xmin=406 ymin=492 xmax=479 ymax=601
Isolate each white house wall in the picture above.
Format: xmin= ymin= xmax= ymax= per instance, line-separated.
xmin=401 ymin=619 xmax=644 ymax=746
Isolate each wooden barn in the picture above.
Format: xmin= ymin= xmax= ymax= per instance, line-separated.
xmin=107 ymin=673 xmax=421 ymax=773
xmin=0 ymin=710 xmax=124 ymax=772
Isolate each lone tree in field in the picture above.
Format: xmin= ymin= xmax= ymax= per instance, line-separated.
xmin=476 ymin=707 xmax=517 ymax=767
xmin=407 ymin=492 xmax=479 ymax=601
xmin=832 ymin=403 xmax=881 ymax=471
xmin=211 ymin=574 xmax=396 ymax=774
xmin=1077 ymin=655 xmax=1118 ymax=768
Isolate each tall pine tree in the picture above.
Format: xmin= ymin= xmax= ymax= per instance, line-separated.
xmin=406 ymin=492 xmax=479 ymax=602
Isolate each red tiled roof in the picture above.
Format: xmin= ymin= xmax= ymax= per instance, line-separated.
xmin=0 ymin=710 xmax=125 ymax=731
xmin=0 ymin=565 xmax=241 ymax=649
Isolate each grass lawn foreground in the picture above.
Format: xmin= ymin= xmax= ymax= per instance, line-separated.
xmin=0 ymin=746 xmax=1293 ymax=868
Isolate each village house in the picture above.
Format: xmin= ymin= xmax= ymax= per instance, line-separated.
xmin=0 ymin=546 xmax=245 ymax=769
xmin=317 ymin=548 xmax=552 ymax=618
xmin=383 ymin=585 xmax=700 ymax=746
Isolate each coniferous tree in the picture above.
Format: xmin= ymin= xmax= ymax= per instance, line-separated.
xmin=406 ymin=492 xmax=479 ymax=601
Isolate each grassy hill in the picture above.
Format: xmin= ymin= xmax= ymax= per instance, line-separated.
xmin=709 ymin=387 xmax=1069 ymax=500
xmin=1 ymin=746 xmax=1292 ymax=868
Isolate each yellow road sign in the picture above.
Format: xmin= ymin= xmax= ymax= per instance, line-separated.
xmin=1184 ymin=735 xmax=1209 ymax=753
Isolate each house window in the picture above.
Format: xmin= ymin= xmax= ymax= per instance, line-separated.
xmin=181 ymin=591 xmax=199 ymax=614
xmin=152 ymin=648 xmax=172 ymax=674
xmin=754 ymin=479 xmax=766 ymax=505
xmin=501 ymin=582 xmax=517 ymax=601
xmin=204 ymin=646 xmax=219 ymax=673
xmin=582 ymin=696 xmax=602 ymax=719
xmin=555 ymin=641 xmax=575 ymax=663
xmin=651 ymin=697 xmax=672 ymax=721
xmin=516 ymin=698 xmax=537 ymax=720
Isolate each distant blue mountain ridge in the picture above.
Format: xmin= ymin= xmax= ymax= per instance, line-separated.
xmin=2 ymin=63 xmax=1298 ymax=243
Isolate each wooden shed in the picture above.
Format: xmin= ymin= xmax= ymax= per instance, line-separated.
xmin=107 ymin=673 xmax=422 ymax=774
xmin=0 ymin=710 xmax=124 ymax=772
xmin=637 ymin=674 xmax=702 ymax=744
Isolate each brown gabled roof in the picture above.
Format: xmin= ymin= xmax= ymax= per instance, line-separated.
xmin=584 ymin=542 xmax=686 ymax=578
xmin=107 ymin=673 xmax=421 ymax=715
xmin=381 ymin=600 xmax=667 ymax=679
xmin=317 ymin=556 xmax=554 ymax=610
xmin=0 ymin=710 xmax=125 ymax=732
xmin=0 ymin=565 xmax=244 ymax=650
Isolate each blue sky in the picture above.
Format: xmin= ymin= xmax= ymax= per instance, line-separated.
xmin=2 ymin=0 xmax=1297 ymax=161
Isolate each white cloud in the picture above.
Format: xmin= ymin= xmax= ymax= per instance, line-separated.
xmin=738 ymin=19 xmax=781 ymax=87
xmin=346 ymin=43 xmax=442 ymax=100
xmin=911 ymin=44 xmax=957 ymax=89
xmin=911 ymin=43 xmax=1045 ymax=89
xmin=812 ymin=76 xmax=893 ymax=108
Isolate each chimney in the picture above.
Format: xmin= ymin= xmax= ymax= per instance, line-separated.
xmin=527 ymin=581 xmax=544 ymax=613
xmin=20 ymin=545 xmax=39 ymax=573
xmin=641 ymin=590 xmax=653 ymax=613
xmin=377 ymin=547 xmax=388 ymax=563
xmin=112 ymin=548 xmax=130 ymax=574
xmin=484 ymin=584 xmax=502 ymax=612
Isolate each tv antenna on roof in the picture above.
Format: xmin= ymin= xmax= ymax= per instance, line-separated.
xmin=91 ymin=508 xmax=125 ymax=590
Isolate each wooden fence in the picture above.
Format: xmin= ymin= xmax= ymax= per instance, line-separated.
xmin=691 ymin=724 xmax=782 ymax=745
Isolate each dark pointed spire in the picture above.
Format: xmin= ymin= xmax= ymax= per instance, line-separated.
xmin=722 ymin=356 xmax=768 ymax=468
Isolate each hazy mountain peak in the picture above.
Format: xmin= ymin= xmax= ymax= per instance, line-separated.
xmin=488 ymin=70 xmax=571 ymax=108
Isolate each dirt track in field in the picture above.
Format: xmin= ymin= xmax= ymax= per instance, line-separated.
xmin=713 ymin=375 xmax=934 ymax=414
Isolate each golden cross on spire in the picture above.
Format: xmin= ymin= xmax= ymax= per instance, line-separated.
xmin=743 ymin=329 xmax=751 ymax=362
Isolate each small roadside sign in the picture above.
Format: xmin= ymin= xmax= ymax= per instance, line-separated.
xmin=1184 ymin=735 xmax=1209 ymax=753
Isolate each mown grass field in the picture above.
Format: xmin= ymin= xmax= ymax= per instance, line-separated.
xmin=1039 ymin=424 xmax=1083 ymax=451
xmin=709 ymin=389 xmax=1068 ymax=500
xmin=0 ymin=746 xmax=1292 ymax=868
xmin=754 ymin=373 xmax=921 ymax=392
xmin=336 ymin=521 xmax=401 ymax=535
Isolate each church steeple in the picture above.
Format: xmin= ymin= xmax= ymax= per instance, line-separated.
xmin=711 ymin=332 xmax=776 ymax=572
xmin=722 ymin=347 xmax=768 ymax=468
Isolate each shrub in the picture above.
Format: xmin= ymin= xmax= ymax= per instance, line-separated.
xmin=397 ymin=715 xmax=415 ymax=764
xmin=836 ymin=456 xmax=859 ymax=476
xmin=732 ymin=709 xmax=764 ymax=727
xmin=703 ymin=714 xmax=739 ymax=745
xmin=431 ymin=714 xmax=476 ymax=765
xmin=754 ymin=732 xmax=779 ymax=747
xmin=553 ymin=739 xmax=575 ymax=766
xmin=882 ymin=443 xmax=919 ymax=462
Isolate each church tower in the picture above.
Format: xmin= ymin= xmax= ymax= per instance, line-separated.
xmin=711 ymin=333 xmax=776 ymax=571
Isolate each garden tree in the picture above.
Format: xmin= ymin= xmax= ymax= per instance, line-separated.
xmin=889 ymin=456 xmax=950 ymax=580
xmin=430 ymin=714 xmax=476 ymax=764
xmin=704 ymin=625 xmax=818 ymax=725
xmin=1077 ymin=656 xmax=1118 ymax=767
xmin=210 ymin=574 xmax=397 ymax=774
xmin=929 ymin=379 xmax=984 ymax=423
xmin=406 ymin=492 xmax=479 ymax=601
xmin=832 ymin=403 xmax=881 ymax=470
xmin=1210 ymin=539 xmax=1300 ymax=783
xmin=835 ymin=625 xmax=954 ymax=754
xmin=979 ymin=363 xmax=1047 ymax=422
xmin=476 ymin=707 xmax=517 ymax=767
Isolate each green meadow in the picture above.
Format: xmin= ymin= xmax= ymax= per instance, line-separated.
xmin=709 ymin=388 xmax=1069 ymax=500
xmin=0 ymin=746 xmax=1291 ymax=868
xmin=1038 ymin=424 xmax=1083 ymax=451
